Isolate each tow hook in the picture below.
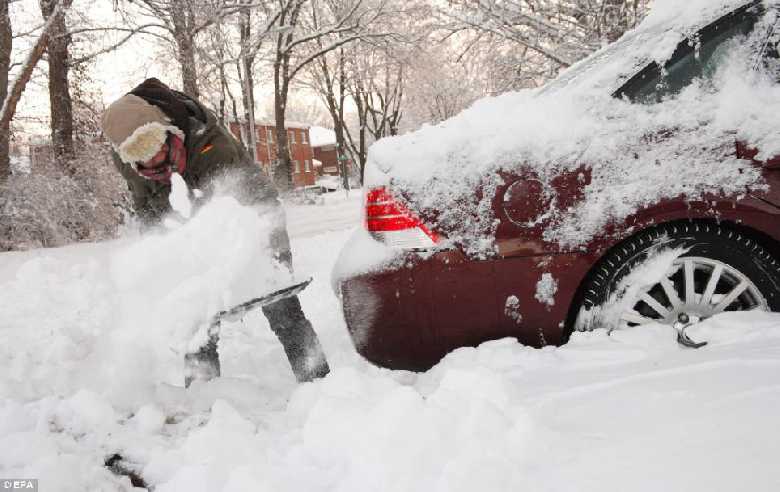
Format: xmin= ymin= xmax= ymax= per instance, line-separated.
xmin=673 ymin=313 xmax=708 ymax=349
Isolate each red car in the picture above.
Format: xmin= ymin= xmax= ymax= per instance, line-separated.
xmin=335 ymin=0 xmax=780 ymax=371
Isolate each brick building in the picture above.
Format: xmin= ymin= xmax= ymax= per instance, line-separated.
xmin=312 ymin=143 xmax=339 ymax=176
xmin=228 ymin=121 xmax=316 ymax=188
xmin=312 ymin=143 xmax=352 ymax=182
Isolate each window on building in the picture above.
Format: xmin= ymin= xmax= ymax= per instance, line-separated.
xmin=289 ymin=130 xmax=296 ymax=143
xmin=267 ymin=128 xmax=274 ymax=143
xmin=302 ymin=131 xmax=308 ymax=144
xmin=304 ymin=159 xmax=311 ymax=172
xmin=294 ymin=160 xmax=300 ymax=173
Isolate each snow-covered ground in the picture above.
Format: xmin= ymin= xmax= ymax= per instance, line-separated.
xmin=2 ymin=192 xmax=780 ymax=491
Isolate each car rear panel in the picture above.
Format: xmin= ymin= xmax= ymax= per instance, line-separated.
xmin=340 ymin=246 xmax=595 ymax=371
xmin=341 ymin=257 xmax=436 ymax=371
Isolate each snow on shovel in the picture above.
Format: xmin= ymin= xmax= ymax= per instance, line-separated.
xmin=184 ymin=277 xmax=313 ymax=387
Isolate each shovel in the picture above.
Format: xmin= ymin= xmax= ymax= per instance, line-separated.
xmin=184 ymin=277 xmax=313 ymax=387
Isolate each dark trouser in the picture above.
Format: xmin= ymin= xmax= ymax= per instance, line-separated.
xmin=262 ymin=295 xmax=330 ymax=381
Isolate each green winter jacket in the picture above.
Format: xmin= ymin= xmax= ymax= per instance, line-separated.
xmin=112 ymin=91 xmax=279 ymax=225
xmin=111 ymin=82 xmax=291 ymax=263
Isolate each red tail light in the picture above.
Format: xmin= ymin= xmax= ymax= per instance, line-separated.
xmin=365 ymin=187 xmax=440 ymax=249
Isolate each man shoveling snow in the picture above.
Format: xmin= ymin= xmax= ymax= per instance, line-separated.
xmin=100 ymin=78 xmax=330 ymax=385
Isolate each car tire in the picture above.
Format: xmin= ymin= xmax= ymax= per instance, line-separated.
xmin=574 ymin=221 xmax=780 ymax=331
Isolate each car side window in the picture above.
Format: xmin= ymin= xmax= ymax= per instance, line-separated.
xmin=759 ymin=18 xmax=780 ymax=81
xmin=615 ymin=5 xmax=760 ymax=103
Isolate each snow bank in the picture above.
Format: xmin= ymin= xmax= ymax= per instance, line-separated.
xmin=0 ymin=196 xmax=291 ymax=403
xmin=5 ymin=314 xmax=780 ymax=491
xmin=2 ymin=194 xmax=780 ymax=490
xmin=366 ymin=0 xmax=775 ymax=253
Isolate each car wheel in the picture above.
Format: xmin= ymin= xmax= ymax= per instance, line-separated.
xmin=574 ymin=222 xmax=780 ymax=332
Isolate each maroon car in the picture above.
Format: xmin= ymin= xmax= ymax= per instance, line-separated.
xmin=335 ymin=0 xmax=780 ymax=371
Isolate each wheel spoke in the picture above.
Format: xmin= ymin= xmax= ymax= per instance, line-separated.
xmin=639 ymin=292 xmax=671 ymax=318
xmin=660 ymin=277 xmax=682 ymax=309
xmin=621 ymin=310 xmax=656 ymax=325
xmin=713 ymin=281 xmax=749 ymax=313
xmin=684 ymin=259 xmax=696 ymax=304
xmin=701 ymin=264 xmax=724 ymax=306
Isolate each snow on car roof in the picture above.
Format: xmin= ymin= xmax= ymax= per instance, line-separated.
xmin=544 ymin=0 xmax=761 ymax=95
xmin=366 ymin=0 xmax=779 ymax=254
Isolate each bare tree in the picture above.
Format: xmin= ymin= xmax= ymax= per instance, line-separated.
xmin=0 ymin=0 xmax=12 ymax=179
xmin=0 ymin=0 xmax=70 ymax=163
xmin=195 ymin=9 xmax=240 ymax=127
xmin=40 ymin=0 xmax=74 ymax=162
xmin=439 ymin=0 xmax=650 ymax=89
xmin=119 ymin=0 xmax=245 ymax=97
xmin=339 ymin=41 xmax=405 ymax=184
xmin=268 ymin=0 xmax=389 ymax=190
xmin=187 ymin=0 xmax=284 ymax=165
xmin=403 ymin=49 xmax=483 ymax=127
xmin=304 ymin=0 xmax=431 ymax=184
xmin=308 ymin=44 xmax=351 ymax=183
xmin=362 ymin=51 xmax=404 ymax=140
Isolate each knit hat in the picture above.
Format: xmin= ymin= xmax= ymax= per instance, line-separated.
xmin=101 ymin=93 xmax=185 ymax=165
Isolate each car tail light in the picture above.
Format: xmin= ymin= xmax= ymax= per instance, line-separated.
xmin=365 ymin=187 xmax=440 ymax=249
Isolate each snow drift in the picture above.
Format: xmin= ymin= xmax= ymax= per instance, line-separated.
xmin=2 ymin=193 xmax=780 ymax=491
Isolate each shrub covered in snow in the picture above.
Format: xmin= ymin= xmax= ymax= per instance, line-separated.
xmin=0 ymin=141 xmax=130 ymax=251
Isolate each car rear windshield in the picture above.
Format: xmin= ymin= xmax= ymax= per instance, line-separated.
xmin=614 ymin=3 xmax=761 ymax=103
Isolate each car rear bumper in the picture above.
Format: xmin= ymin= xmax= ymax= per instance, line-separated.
xmin=339 ymin=249 xmax=593 ymax=371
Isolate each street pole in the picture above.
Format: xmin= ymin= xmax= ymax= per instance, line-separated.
xmin=337 ymin=146 xmax=349 ymax=198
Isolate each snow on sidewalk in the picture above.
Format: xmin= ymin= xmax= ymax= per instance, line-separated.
xmin=2 ymin=193 xmax=780 ymax=491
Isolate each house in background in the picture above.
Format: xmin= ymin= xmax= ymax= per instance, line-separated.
xmin=312 ymin=143 xmax=340 ymax=176
xmin=309 ymin=127 xmax=352 ymax=181
xmin=228 ymin=120 xmax=316 ymax=188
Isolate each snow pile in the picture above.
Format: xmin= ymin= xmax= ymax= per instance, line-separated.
xmin=331 ymin=227 xmax=402 ymax=286
xmin=2 ymin=193 xmax=780 ymax=490
xmin=365 ymin=0 xmax=775 ymax=254
xmin=0 ymin=196 xmax=291 ymax=402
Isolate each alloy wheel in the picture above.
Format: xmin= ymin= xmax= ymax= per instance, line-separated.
xmin=620 ymin=256 xmax=769 ymax=328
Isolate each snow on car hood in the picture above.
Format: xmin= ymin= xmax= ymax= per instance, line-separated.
xmin=365 ymin=0 xmax=778 ymax=254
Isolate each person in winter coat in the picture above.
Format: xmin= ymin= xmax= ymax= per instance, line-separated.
xmin=100 ymin=78 xmax=330 ymax=386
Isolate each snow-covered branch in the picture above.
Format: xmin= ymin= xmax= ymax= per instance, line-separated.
xmin=0 ymin=0 xmax=69 ymax=134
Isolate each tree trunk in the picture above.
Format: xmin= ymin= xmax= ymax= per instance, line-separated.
xmin=273 ymin=84 xmax=291 ymax=191
xmin=273 ymin=52 xmax=292 ymax=191
xmin=353 ymin=79 xmax=368 ymax=185
xmin=41 ymin=0 xmax=74 ymax=162
xmin=0 ymin=0 xmax=12 ymax=180
xmin=0 ymin=1 xmax=65 ymax=157
xmin=170 ymin=3 xmax=199 ymax=98
xmin=239 ymin=6 xmax=258 ymax=164
xmin=335 ymin=52 xmax=349 ymax=188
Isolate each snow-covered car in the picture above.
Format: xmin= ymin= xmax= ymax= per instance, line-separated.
xmin=334 ymin=0 xmax=780 ymax=370
xmin=317 ymin=175 xmax=343 ymax=192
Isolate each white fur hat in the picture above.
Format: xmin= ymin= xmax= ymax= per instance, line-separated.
xmin=101 ymin=94 xmax=185 ymax=165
